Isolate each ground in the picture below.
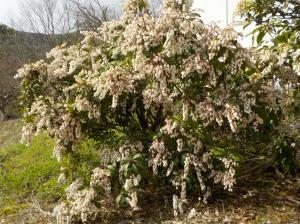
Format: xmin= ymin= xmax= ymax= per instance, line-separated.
xmin=0 ymin=119 xmax=299 ymax=224
xmin=1 ymin=176 xmax=299 ymax=223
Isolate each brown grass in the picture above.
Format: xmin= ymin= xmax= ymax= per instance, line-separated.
xmin=0 ymin=119 xmax=22 ymax=147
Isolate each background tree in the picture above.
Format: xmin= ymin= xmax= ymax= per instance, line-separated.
xmin=70 ymin=0 xmax=117 ymax=32
xmin=238 ymin=0 xmax=300 ymax=128
xmin=18 ymin=0 xmax=78 ymax=47
xmin=238 ymin=0 xmax=300 ymax=174
xmin=70 ymin=0 xmax=163 ymax=31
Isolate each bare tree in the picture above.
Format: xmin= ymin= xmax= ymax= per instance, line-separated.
xmin=17 ymin=0 xmax=78 ymax=47
xmin=70 ymin=0 xmax=118 ymax=31
xmin=22 ymin=0 xmax=73 ymax=34
xmin=15 ymin=0 xmax=120 ymax=45
xmin=70 ymin=0 xmax=162 ymax=31
xmin=16 ymin=0 xmax=162 ymax=34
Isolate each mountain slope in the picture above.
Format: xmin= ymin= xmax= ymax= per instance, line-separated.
xmin=0 ymin=24 xmax=80 ymax=118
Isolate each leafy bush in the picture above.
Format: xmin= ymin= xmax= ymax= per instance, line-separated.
xmin=238 ymin=0 xmax=300 ymax=119
xmin=16 ymin=0 xmax=299 ymax=223
xmin=238 ymin=0 xmax=300 ymax=175
xmin=61 ymin=138 xmax=102 ymax=183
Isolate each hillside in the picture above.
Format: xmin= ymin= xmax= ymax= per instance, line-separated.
xmin=0 ymin=25 xmax=51 ymax=119
xmin=0 ymin=24 xmax=51 ymax=80
xmin=0 ymin=24 xmax=81 ymax=79
xmin=0 ymin=24 xmax=80 ymax=119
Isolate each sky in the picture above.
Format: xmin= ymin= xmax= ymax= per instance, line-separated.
xmin=194 ymin=0 xmax=240 ymax=27
xmin=0 ymin=0 xmax=240 ymax=28
xmin=0 ymin=0 xmax=19 ymax=25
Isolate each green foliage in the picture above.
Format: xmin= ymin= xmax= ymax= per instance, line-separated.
xmin=273 ymin=136 xmax=299 ymax=175
xmin=0 ymin=134 xmax=64 ymax=216
xmin=238 ymin=0 xmax=300 ymax=177
xmin=0 ymin=203 xmax=28 ymax=217
xmin=62 ymin=138 xmax=102 ymax=183
xmin=238 ymin=0 xmax=300 ymax=79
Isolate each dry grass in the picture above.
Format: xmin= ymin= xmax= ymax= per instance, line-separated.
xmin=0 ymin=119 xmax=22 ymax=147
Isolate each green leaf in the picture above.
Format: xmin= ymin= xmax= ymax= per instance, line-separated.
xmin=116 ymin=194 xmax=123 ymax=207
xmin=133 ymin=153 xmax=143 ymax=160
xmin=257 ymin=30 xmax=266 ymax=45
xmin=107 ymin=164 xmax=117 ymax=177
xmin=231 ymin=153 xmax=244 ymax=163
xmin=132 ymin=164 xmax=139 ymax=174
xmin=116 ymin=193 xmax=130 ymax=207
xmin=92 ymin=200 xmax=101 ymax=208
xmin=120 ymin=161 xmax=130 ymax=176
xmin=272 ymin=31 xmax=289 ymax=45
xmin=212 ymin=147 xmax=226 ymax=157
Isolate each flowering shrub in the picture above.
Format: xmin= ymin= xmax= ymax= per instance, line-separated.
xmin=16 ymin=0 xmax=298 ymax=222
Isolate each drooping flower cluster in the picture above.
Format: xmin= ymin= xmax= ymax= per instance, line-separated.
xmin=56 ymin=179 xmax=99 ymax=223
xmin=16 ymin=0 xmax=293 ymax=222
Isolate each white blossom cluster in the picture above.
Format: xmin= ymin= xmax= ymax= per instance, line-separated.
xmin=123 ymin=174 xmax=142 ymax=210
xmin=15 ymin=0 xmax=293 ymax=222
xmin=90 ymin=167 xmax=111 ymax=196
xmin=53 ymin=168 xmax=112 ymax=223
xmin=292 ymin=49 xmax=300 ymax=76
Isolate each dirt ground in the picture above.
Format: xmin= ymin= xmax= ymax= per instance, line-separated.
xmin=1 ymin=174 xmax=299 ymax=224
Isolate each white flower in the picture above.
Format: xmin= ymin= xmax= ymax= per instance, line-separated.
xmin=187 ymin=208 xmax=197 ymax=219
xmin=58 ymin=173 xmax=67 ymax=184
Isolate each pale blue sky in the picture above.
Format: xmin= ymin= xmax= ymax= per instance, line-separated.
xmin=0 ymin=0 xmax=240 ymax=28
